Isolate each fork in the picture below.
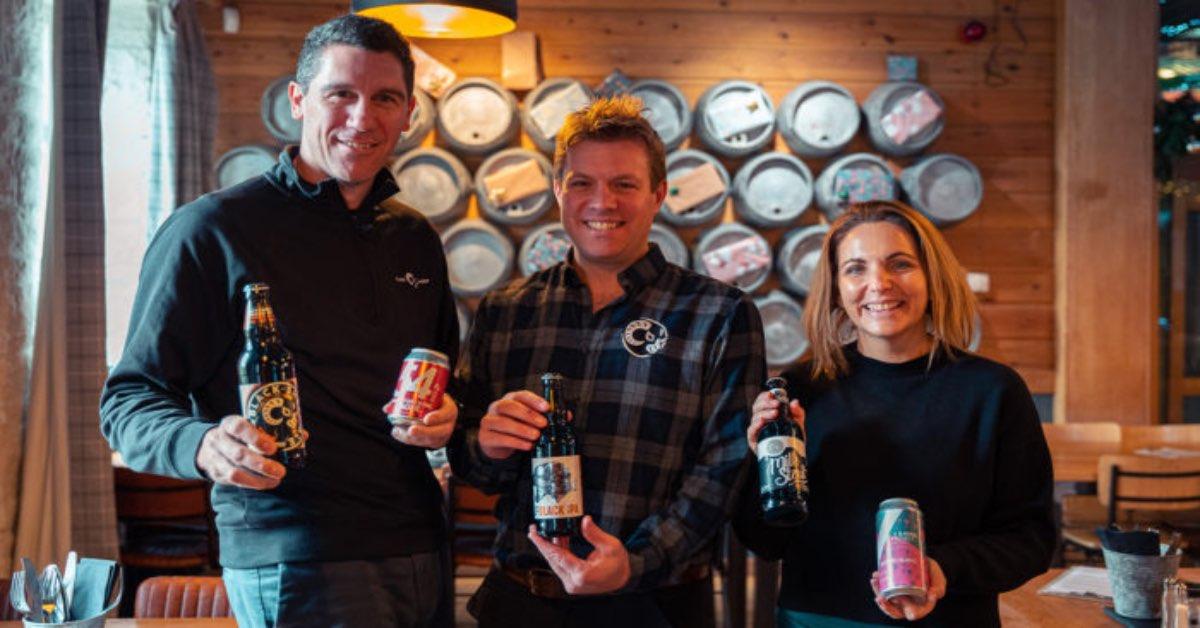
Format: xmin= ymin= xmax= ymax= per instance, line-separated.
xmin=7 ymin=572 xmax=29 ymax=617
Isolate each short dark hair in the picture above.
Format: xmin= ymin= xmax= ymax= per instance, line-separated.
xmin=553 ymin=95 xmax=667 ymax=188
xmin=294 ymin=14 xmax=415 ymax=95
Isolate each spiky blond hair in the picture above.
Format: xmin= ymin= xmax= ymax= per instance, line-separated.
xmin=552 ymin=95 xmax=666 ymax=188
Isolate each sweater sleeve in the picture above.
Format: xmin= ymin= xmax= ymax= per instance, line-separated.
xmin=99 ymin=207 xmax=236 ymax=480
xmin=446 ymin=294 xmax=523 ymax=493
xmin=926 ymin=370 xmax=1055 ymax=594
xmin=621 ymin=296 xmax=766 ymax=590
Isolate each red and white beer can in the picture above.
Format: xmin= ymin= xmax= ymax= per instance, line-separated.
xmin=384 ymin=348 xmax=450 ymax=423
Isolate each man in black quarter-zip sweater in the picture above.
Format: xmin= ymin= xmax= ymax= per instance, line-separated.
xmin=100 ymin=14 xmax=459 ymax=628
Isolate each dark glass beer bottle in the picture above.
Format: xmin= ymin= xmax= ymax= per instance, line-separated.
xmin=531 ymin=373 xmax=582 ymax=538
xmin=757 ymin=377 xmax=808 ymax=526
xmin=237 ymin=283 xmax=307 ymax=469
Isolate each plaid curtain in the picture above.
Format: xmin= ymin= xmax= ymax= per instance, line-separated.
xmin=147 ymin=0 xmax=217 ymax=235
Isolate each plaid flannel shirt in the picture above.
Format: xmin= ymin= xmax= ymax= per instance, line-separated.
xmin=447 ymin=245 xmax=765 ymax=591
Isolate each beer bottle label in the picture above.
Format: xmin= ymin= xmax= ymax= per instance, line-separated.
xmin=757 ymin=435 xmax=807 ymax=494
xmin=240 ymin=378 xmax=304 ymax=453
xmin=531 ymin=454 xmax=583 ymax=520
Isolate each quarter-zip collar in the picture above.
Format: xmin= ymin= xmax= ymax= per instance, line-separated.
xmin=266 ymin=146 xmax=399 ymax=215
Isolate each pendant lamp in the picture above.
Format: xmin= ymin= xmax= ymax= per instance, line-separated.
xmin=352 ymin=0 xmax=517 ymax=39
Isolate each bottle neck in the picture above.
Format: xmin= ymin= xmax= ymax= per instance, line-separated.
xmin=543 ymin=382 xmax=566 ymax=424
xmin=244 ymin=299 xmax=280 ymax=341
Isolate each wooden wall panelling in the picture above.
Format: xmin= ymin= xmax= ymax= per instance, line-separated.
xmin=198 ymin=0 xmax=1058 ymax=392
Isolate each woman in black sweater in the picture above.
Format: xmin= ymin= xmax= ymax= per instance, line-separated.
xmin=735 ymin=201 xmax=1054 ymax=627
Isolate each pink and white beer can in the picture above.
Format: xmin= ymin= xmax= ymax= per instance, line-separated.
xmin=384 ymin=348 xmax=450 ymax=423
xmin=876 ymin=497 xmax=928 ymax=601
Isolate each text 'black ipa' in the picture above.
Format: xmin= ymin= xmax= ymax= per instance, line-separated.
xmin=531 ymin=373 xmax=582 ymax=538
xmin=757 ymin=377 xmax=808 ymax=526
xmin=238 ymin=283 xmax=306 ymax=469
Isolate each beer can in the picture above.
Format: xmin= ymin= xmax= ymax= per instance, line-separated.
xmin=384 ymin=348 xmax=450 ymax=423
xmin=876 ymin=497 xmax=928 ymax=601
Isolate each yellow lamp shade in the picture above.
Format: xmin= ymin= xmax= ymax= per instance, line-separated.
xmin=352 ymin=1 xmax=517 ymax=39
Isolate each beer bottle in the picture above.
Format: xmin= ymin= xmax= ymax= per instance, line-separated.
xmin=531 ymin=373 xmax=582 ymax=538
xmin=237 ymin=283 xmax=307 ymax=469
xmin=757 ymin=377 xmax=808 ymax=526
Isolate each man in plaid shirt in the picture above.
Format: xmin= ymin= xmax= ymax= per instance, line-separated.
xmin=447 ymin=96 xmax=766 ymax=627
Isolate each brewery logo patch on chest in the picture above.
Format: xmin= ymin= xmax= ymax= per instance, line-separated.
xmin=622 ymin=318 xmax=669 ymax=357
xmin=394 ymin=272 xmax=431 ymax=288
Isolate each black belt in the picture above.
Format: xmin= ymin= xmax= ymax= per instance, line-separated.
xmin=500 ymin=562 xmax=711 ymax=600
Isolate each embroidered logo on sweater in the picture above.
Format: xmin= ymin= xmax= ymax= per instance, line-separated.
xmin=395 ymin=272 xmax=430 ymax=288
xmin=622 ymin=318 xmax=668 ymax=357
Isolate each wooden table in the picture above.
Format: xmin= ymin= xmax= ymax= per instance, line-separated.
xmin=999 ymin=567 xmax=1200 ymax=625
xmin=1 ymin=621 xmax=235 ymax=627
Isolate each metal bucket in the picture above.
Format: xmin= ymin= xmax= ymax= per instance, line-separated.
xmin=630 ymin=79 xmax=692 ymax=152
xmin=260 ymin=75 xmax=300 ymax=145
xmin=389 ymin=147 xmax=472 ymax=227
xmin=393 ymin=88 xmax=436 ymax=155
xmin=732 ymin=151 xmax=813 ymax=228
xmin=776 ymin=224 xmax=829 ymax=297
xmin=441 ymin=219 xmax=514 ymax=298
xmin=20 ymin=566 xmax=122 ymax=627
xmin=813 ymin=152 xmax=896 ymax=220
xmin=657 ymin=149 xmax=730 ymax=227
xmin=694 ymin=80 xmax=776 ymax=158
xmin=518 ymin=222 xmax=572 ymax=276
xmin=755 ymin=290 xmax=809 ymax=368
xmin=693 ymin=222 xmax=772 ymax=292
xmin=436 ymin=77 xmax=520 ymax=157
xmin=521 ymin=78 xmax=595 ymax=154
xmin=899 ymin=153 xmax=983 ymax=226
xmin=475 ymin=148 xmax=555 ymax=226
xmin=862 ymin=81 xmax=945 ymax=157
xmin=214 ymin=144 xmax=277 ymax=190
xmin=649 ymin=223 xmax=689 ymax=268
xmin=777 ymin=80 xmax=860 ymax=158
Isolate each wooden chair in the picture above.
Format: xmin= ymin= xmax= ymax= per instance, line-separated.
xmin=446 ymin=476 xmax=500 ymax=572
xmin=1042 ymin=422 xmax=1121 ymax=483
xmin=114 ymin=467 xmax=216 ymax=571
xmin=134 ymin=575 xmax=231 ymax=618
xmin=1121 ymin=424 xmax=1200 ymax=454
xmin=1062 ymin=454 xmax=1200 ymax=560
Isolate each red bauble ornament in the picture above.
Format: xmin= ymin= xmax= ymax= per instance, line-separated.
xmin=960 ymin=20 xmax=987 ymax=43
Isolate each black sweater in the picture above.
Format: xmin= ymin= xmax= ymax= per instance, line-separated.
xmin=734 ymin=348 xmax=1054 ymax=627
xmin=100 ymin=151 xmax=459 ymax=568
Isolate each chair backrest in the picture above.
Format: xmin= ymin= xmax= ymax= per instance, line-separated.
xmin=447 ymin=476 xmax=500 ymax=569
xmin=1043 ymin=422 xmax=1122 ymax=456
xmin=113 ymin=467 xmax=209 ymax=520
xmin=134 ymin=575 xmax=231 ymax=618
xmin=1121 ymin=424 xmax=1200 ymax=454
xmin=1097 ymin=453 xmax=1200 ymax=525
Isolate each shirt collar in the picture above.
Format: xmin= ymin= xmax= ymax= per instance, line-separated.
xmin=269 ymin=146 xmax=400 ymax=213
xmin=561 ymin=243 xmax=669 ymax=295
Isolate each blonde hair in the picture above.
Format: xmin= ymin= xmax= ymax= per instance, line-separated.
xmin=552 ymin=95 xmax=666 ymax=188
xmin=803 ymin=200 xmax=979 ymax=381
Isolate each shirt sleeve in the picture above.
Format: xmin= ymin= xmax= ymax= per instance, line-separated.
xmin=621 ymin=295 xmax=766 ymax=590
xmin=99 ymin=205 xmax=236 ymax=480
xmin=446 ymin=294 xmax=523 ymax=493
xmin=925 ymin=370 xmax=1056 ymax=594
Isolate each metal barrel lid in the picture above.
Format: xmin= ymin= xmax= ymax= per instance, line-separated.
xmin=518 ymin=222 xmax=572 ymax=276
xmin=732 ymin=151 xmax=814 ymax=228
xmin=755 ymin=289 xmax=809 ymax=368
xmin=657 ymin=149 xmax=730 ymax=227
xmin=214 ymin=144 xmax=277 ymax=190
xmin=862 ymin=81 xmax=945 ymax=157
xmin=813 ymin=152 xmax=896 ymax=220
xmin=260 ymin=75 xmax=301 ymax=145
xmin=630 ymin=79 xmax=693 ymax=152
xmin=649 ymin=223 xmax=689 ymax=268
xmin=693 ymin=222 xmax=773 ymax=292
xmin=393 ymin=88 xmax=436 ymax=155
xmin=436 ymin=77 xmax=520 ymax=157
xmin=456 ymin=298 xmax=472 ymax=342
xmin=776 ymin=224 xmax=829 ymax=297
xmin=389 ymin=147 xmax=473 ymax=227
xmin=475 ymin=148 xmax=555 ymax=226
xmin=441 ymin=219 xmax=515 ymax=298
xmin=899 ymin=153 xmax=983 ymax=226
xmin=777 ymin=80 xmax=861 ymax=158
xmin=694 ymin=80 xmax=776 ymax=158
xmin=521 ymin=78 xmax=595 ymax=154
